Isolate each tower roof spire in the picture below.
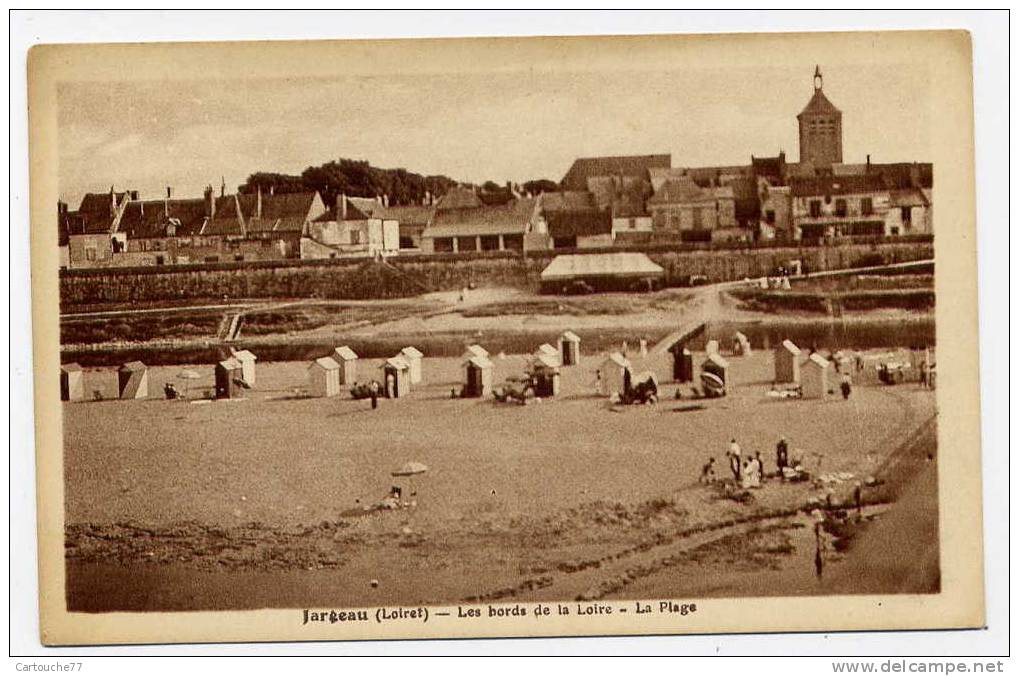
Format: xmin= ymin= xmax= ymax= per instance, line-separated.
xmin=814 ymin=65 xmax=823 ymax=91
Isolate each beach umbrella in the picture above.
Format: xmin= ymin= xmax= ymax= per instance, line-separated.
xmin=391 ymin=462 xmax=429 ymax=497
xmin=178 ymin=369 xmax=201 ymax=400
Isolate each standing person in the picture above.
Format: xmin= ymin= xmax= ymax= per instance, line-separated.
xmin=755 ymin=450 xmax=766 ymax=483
xmin=840 ymin=372 xmax=852 ymax=400
xmin=853 ymin=482 xmax=863 ymax=519
xmin=814 ymin=521 xmax=825 ymax=579
xmin=776 ymin=437 xmax=789 ymax=481
xmin=369 ymin=380 xmax=379 ymax=410
xmin=919 ymin=360 xmax=928 ymax=388
xmin=728 ymin=439 xmax=742 ymax=482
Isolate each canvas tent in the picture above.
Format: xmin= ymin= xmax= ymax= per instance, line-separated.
xmin=701 ymin=352 xmax=730 ymax=385
xmin=308 ymin=356 xmax=342 ymax=398
xmin=558 ymin=331 xmax=581 ymax=366
xmin=599 ymin=352 xmax=632 ymax=397
xmin=539 ymin=253 xmax=665 ymax=293
xmin=774 ymin=339 xmax=802 ymax=384
xmin=381 ymin=356 xmax=411 ymax=398
xmin=118 ymin=361 xmax=149 ymax=399
xmin=230 ymin=349 xmax=257 ymax=387
xmin=463 ymin=355 xmax=494 ymax=398
xmin=215 ymin=357 xmax=245 ymax=399
xmin=801 ymin=352 xmax=831 ymax=399
xmin=733 ymin=332 xmax=752 ymax=356
xmin=333 ymin=346 xmax=359 ymax=385
xmin=400 ymin=346 xmax=423 ymax=384
xmin=60 ymin=362 xmax=84 ymax=402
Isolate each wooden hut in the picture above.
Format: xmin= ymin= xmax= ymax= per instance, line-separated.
xmin=801 ymin=352 xmax=831 ymax=399
xmin=308 ymin=356 xmax=341 ymax=398
xmin=774 ymin=339 xmax=802 ymax=384
xmin=558 ymin=331 xmax=581 ymax=366
xmin=462 ymin=344 xmax=489 ymax=362
xmin=668 ymin=344 xmax=693 ymax=383
xmin=400 ymin=346 xmax=423 ymax=384
xmin=215 ymin=357 xmax=245 ymax=400
xmin=117 ymin=361 xmax=148 ymax=400
xmin=599 ymin=352 xmax=632 ymax=397
xmin=230 ymin=349 xmax=257 ymax=387
xmin=530 ymin=353 xmax=561 ymax=397
xmin=60 ymin=362 xmax=84 ymax=402
xmin=701 ymin=352 xmax=730 ymax=385
xmin=381 ymin=356 xmax=411 ymax=398
xmin=534 ymin=343 xmax=560 ymax=366
xmin=333 ymin=346 xmax=359 ymax=385
xmin=463 ymin=355 xmax=494 ymax=398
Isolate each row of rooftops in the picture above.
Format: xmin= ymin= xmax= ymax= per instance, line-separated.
xmin=62 ymin=152 xmax=931 ymax=245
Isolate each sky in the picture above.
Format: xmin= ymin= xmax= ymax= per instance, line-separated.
xmin=57 ymin=62 xmax=931 ymax=207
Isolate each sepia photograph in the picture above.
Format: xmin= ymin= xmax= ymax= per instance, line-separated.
xmin=26 ymin=26 xmax=985 ymax=646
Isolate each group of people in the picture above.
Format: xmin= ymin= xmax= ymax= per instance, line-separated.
xmin=700 ymin=436 xmax=795 ymax=488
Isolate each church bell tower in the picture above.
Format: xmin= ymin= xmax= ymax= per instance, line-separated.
xmin=797 ymin=65 xmax=843 ymax=167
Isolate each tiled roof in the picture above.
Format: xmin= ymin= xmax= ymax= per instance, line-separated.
xmin=378 ymin=204 xmax=435 ymax=226
xmin=435 ymin=186 xmax=484 ymax=210
xmin=546 ymin=209 xmax=612 ymax=238
xmin=798 ymin=89 xmax=841 ymax=117
xmin=539 ymin=191 xmax=596 ymax=212
xmin=117 ymin=198 xmax=208 ymax=239
xmin=424 ymin=198 xmax=537 ymax=238
xmin=790 ymin=174 xmax=888 ymax=197
xmin=561 ymin=154 xmax=671 ymax=191
xmin=648 ymin=177 xmax=712 ymax=204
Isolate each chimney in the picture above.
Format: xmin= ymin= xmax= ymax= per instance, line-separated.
xmin=220 ymin=176 xmax=226 ymax=197
xmin=204 ymin=185 xmax=216 ymax=220
xmin=382 ymin=193 xmax=389 ymax=208
xmin=130 ymin=190 xmax=139 ymax=201
xmin=110 ymin=186 xmax=116 ymax=217
xmin=256 ymin=186 xmax=262 ymax=220
xmin=339 ymin=194 xmax=347 ymax=221
xmin=866 ymin=154 xmax=871 ymax=171
xmin=165 ymin=186 xmax=171 ymax=218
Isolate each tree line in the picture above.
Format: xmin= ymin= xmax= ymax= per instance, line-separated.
xmin=238 ymin=158 xmax=559 ymax=208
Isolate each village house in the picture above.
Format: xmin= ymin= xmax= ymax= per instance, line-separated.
xmin=645 ymin=176 xmax=739 ymax=243
xmin=789 ymin=174 xmax=892 ymax=241
xmin=63 ymin=184 xmax=327 ymax=267
xmin=419 ymin=186 xmax=548 ymax=253
xmin=302 ymin=194 xmax=399 ymax=259
xmin=539 ymin=191 xmax=613 ymax=249
xmin=379 ymin=203 xmax=436 ymax=251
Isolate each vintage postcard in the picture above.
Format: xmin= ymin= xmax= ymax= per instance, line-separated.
xmin=29 ymin=29 xmax=983 ymax=645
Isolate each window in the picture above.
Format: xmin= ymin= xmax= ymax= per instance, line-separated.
xmin=901 ymin=206 xmax=912 ymax=223
xmin=628 ymin=218 xmax=636 ymax=230
xmin=765 ymin=210 xmax=776 ymax=224
xmin=502 ymin=234 xmax=523 ymax=251
xmin=835 ymin=199 xmax=847 ymax=217
xmin=809 ymin=200 xmax=822 ymax=218
xmin=234 ymin=254 xmax=244 ymax=262
xmin=433 ymin=237 xmax=454 ymax=253
xmin=457 ymin=236 xmax=477 ymax=252
xmin=399 ymin=236 xmax=415 ymax=249
xmin=85 ymin=247 xmax=97 ymax=262
xmin=479 ymin=235 xmax=500 ymax=251
xmin=553 ymin=236 xmax=577 ymax=249
xmin=350 ymin=230 xmax=362 ymax=245
xmin=861 ymin=198 xmax=874 ymax=216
